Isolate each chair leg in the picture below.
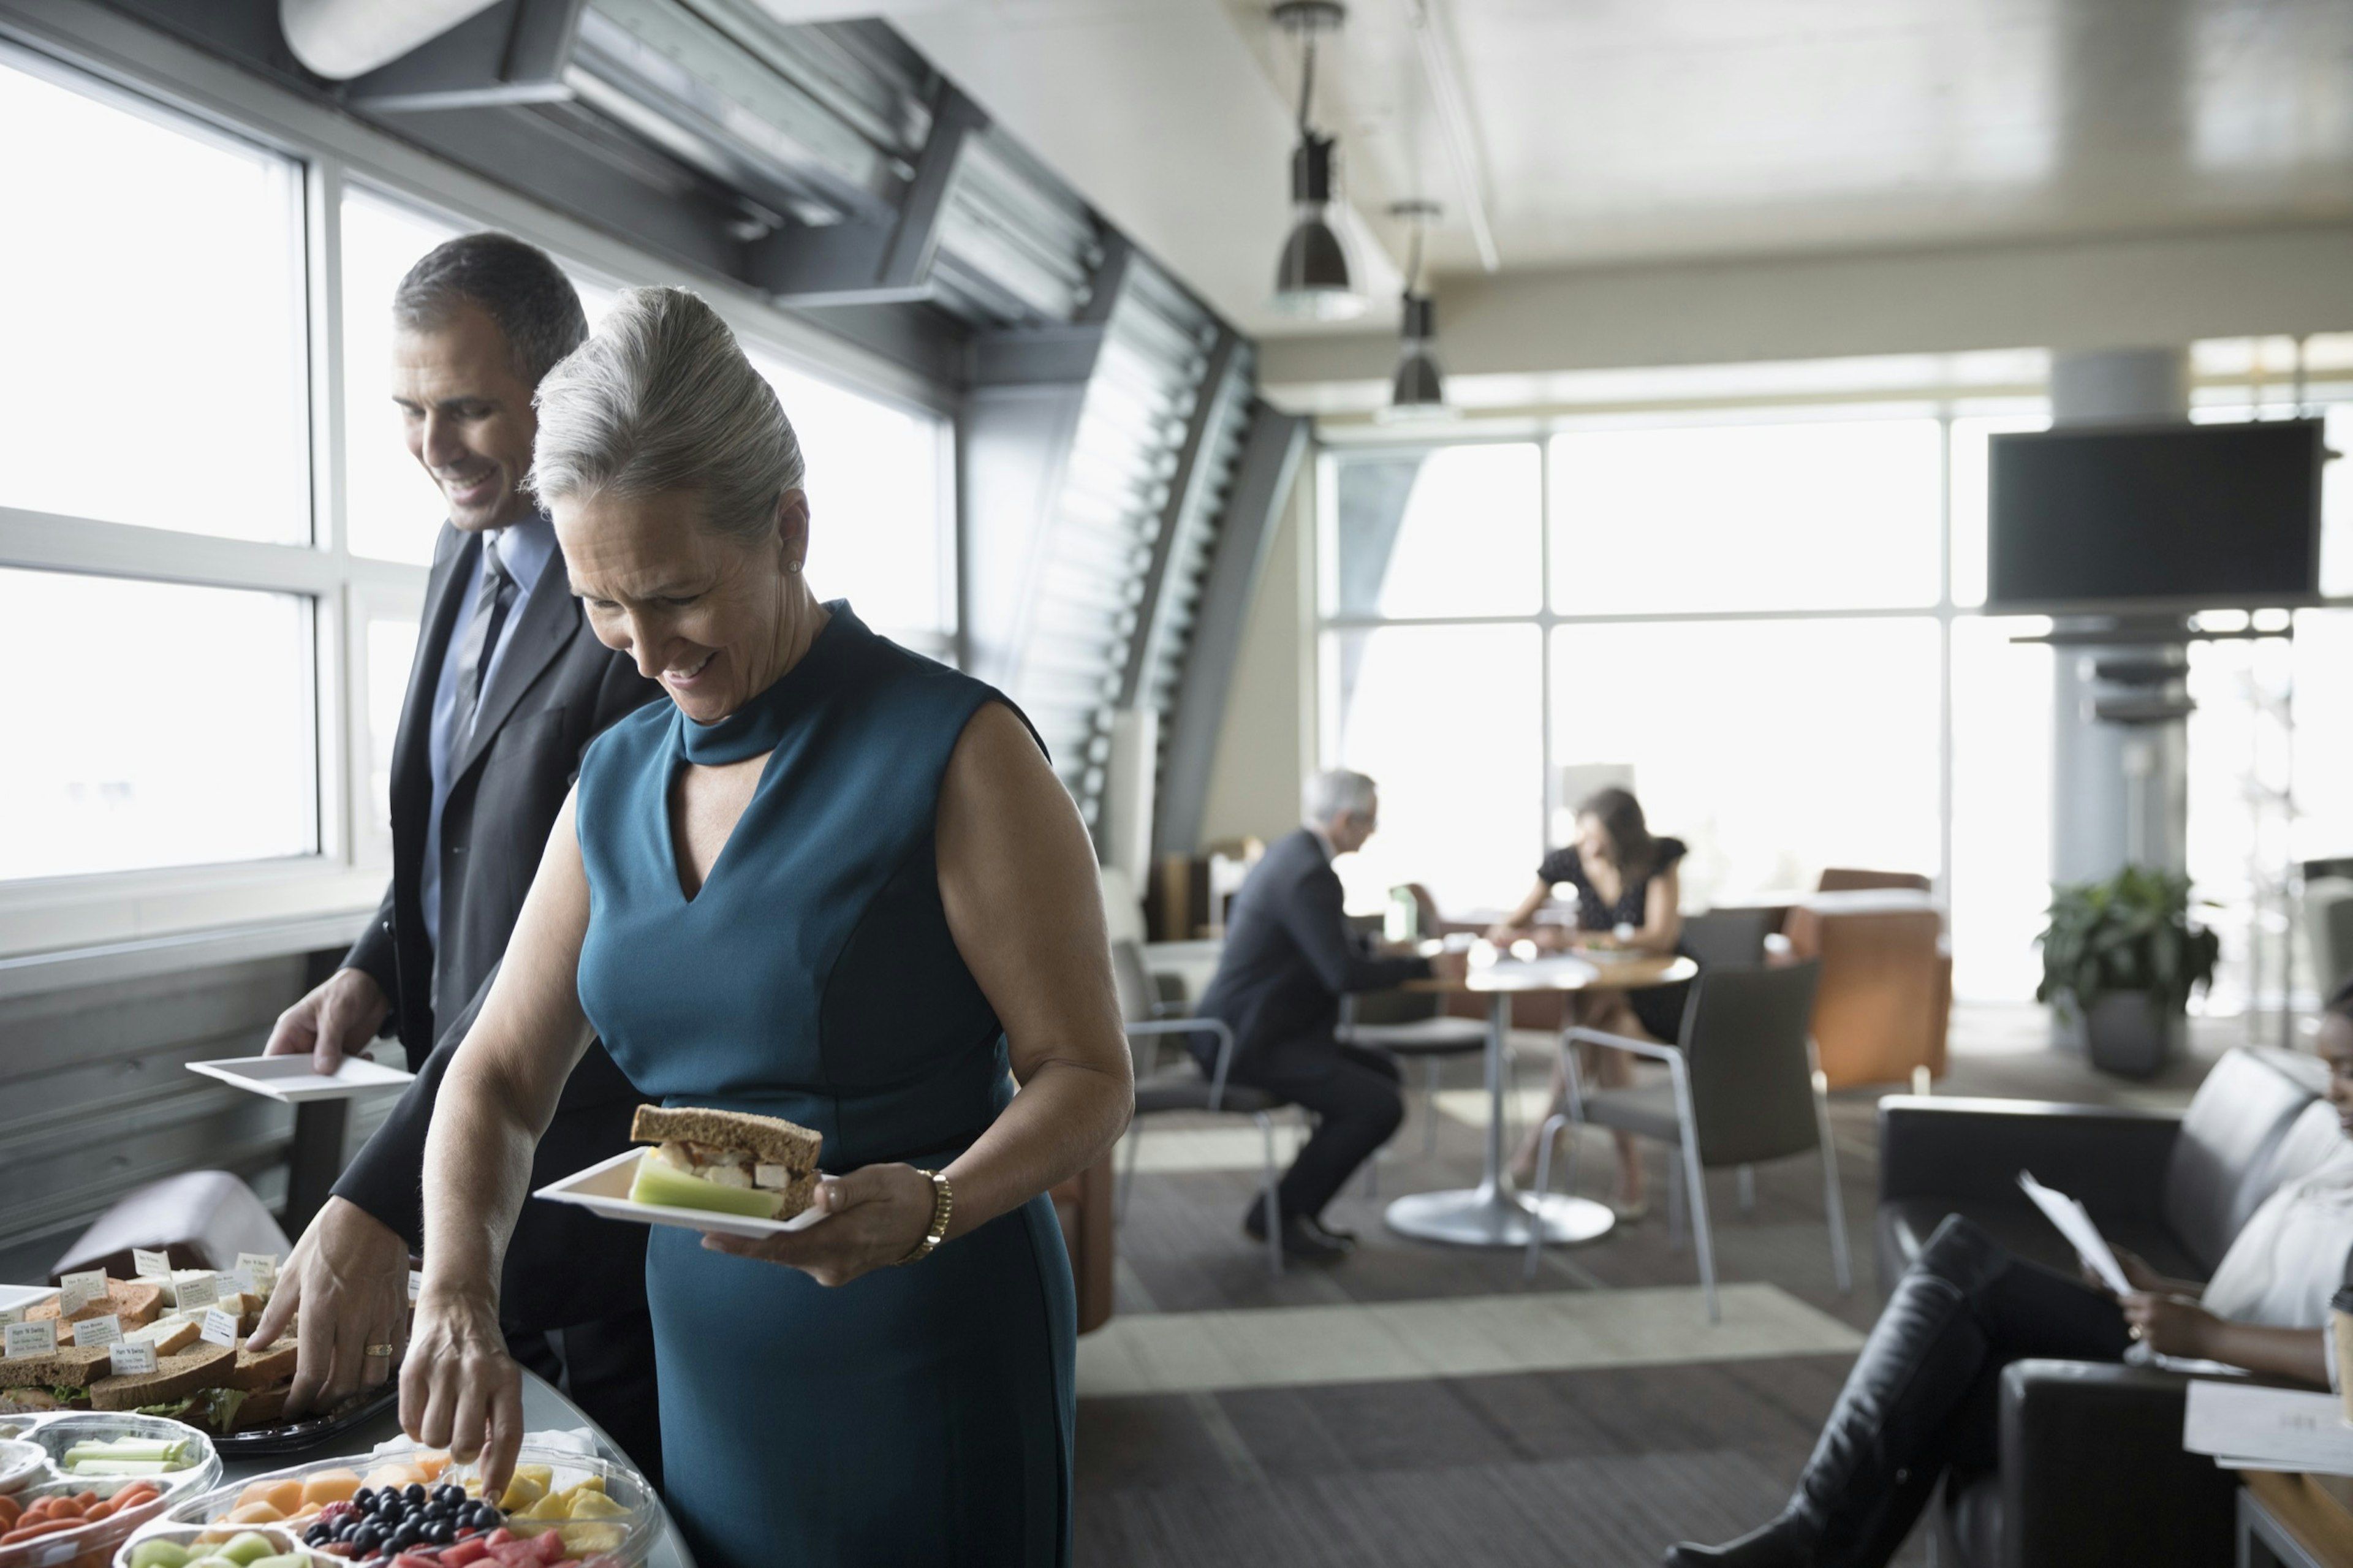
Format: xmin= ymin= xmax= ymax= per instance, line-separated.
xmin=1814 ymin=1090 xmax=1854 ymax=1295
xmin=1256 ymin=1112 xmax=1284 ymax=1278
xmin=1422 ymin=1057 xmax=1442 ymax=1160
xmin=1523 ymin=1111 xmax=1571 ymax=1281
xmin=1666 ymin=1155 xmax=1684 ymax=1251
xmin=1118 ymin=1118 xmax=1144 ymax=1224
xmin=1684 ymin=1137 xmax=1719 ymax=1324
xmin=1736 ymin=1164 xmax=1756 ymax=1216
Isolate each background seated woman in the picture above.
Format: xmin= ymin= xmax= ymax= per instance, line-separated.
xmin=1487 ymin=786 xmax=1691 ymax=1218
xmin=1665 ymin=983 xmax=2353 ymax=1568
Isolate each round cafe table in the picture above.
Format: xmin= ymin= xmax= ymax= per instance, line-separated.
xmin=1384 ymin=950 xmax=1698 ymax=1249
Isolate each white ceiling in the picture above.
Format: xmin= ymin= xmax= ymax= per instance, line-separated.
xmin=800 ymin=0 xmax=2353 ymax=344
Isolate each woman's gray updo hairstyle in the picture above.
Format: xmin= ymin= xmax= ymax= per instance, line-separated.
xmin=527 ymin=285 xmax=805 ymax=542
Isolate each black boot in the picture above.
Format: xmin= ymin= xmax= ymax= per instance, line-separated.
xmin=1662 ymin=1220 xmax=2007 ymax=1568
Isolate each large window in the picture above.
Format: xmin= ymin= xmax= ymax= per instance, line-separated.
xmin=0 ymin=44 xmax=957 ymax=950
xmin=0 ymin=53 xmax=308 ymax=544
xmin=1320 ymin=404 xmax=2057 ymax=998
xmin=0 ymin=48 xmax=325 ymax=891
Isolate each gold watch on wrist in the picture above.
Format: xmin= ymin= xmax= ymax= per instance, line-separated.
xmin=896 ymin=1168 xmax=954 ymax=1265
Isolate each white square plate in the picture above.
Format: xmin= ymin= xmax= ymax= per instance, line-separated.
xmin=186 ymin=1054 xmax=416 ymax=1103
xmin=534 ymin=1149 xmax=828 ymax=1240
xmin=0 ymin=1284 xmax=58 ymax=1325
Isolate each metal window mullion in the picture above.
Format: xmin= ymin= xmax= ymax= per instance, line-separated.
xmin=0 ymin=506 xmax=423 ymax=596
xmin=1936 ymin=407 xmax=1955 ymax=906
xmin=309 ymin=152 xmax=357 ymax=868
xmin=1539 ymin=434 xmax=1556 ymax=856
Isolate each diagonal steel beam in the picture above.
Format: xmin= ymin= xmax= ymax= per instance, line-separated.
xmin=1118 ymin=325 xmax=1242 ymax=708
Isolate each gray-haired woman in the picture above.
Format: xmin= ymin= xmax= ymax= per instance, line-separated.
xmin=397 ymin=286 xmax=1132 ymax=1567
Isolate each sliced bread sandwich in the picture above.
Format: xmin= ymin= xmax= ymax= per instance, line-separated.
xmin=629 ymin=1104 xmax=823 ymax=1220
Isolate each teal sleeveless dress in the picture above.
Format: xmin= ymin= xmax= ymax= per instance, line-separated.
xmin=572 ymin=603 xmax=1075 ymax=1568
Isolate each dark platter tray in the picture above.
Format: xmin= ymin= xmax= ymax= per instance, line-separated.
xmin=209 ymin=1383 xmax=398 ymax=1457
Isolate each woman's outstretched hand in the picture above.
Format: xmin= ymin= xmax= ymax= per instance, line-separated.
xmin=2121 ymin=1291 xmax=2219 ymax=1359
xmin=702 ymin=1164 xmax=936 ymax=1286
xmin=401 ymin=1285 xmax=525 ymax=1498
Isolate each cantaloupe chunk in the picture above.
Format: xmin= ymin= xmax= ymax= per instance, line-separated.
xmin=300 ymin=1469 xmax=360 ymax=1506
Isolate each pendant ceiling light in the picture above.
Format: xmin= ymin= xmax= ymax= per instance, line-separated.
xmin=1270 ymin=1 xmax=1364 ymax=322
xmin=1381 ymin=200 xmax=1450 ymax=420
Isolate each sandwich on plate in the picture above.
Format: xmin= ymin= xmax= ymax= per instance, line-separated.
xmin=628 ymin=1105 xmax=823 ymax=1221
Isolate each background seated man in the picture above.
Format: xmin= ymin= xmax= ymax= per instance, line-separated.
xmin=1665 ymin=982 xmax=2353 ymax=1568
xmin=1193 ymin=770 xmax=1466 ymax=1262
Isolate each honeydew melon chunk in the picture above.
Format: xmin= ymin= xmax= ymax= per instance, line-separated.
xmin=627 ymin=1153 xmax=785 ymax=1219
xmin=219 ymin=1532 xmax=280 ymax=1566
xmin=129 ymin=1543 xmax=192 ymax=1568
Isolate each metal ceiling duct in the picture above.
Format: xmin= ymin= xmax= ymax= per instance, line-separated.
xmin=279 ymin=0 xmax=506 ymax=78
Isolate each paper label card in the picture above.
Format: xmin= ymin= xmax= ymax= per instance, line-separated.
xmin=175 ymin=1273 xmax=220 ymax=1311
xmin=235 ymin=1253 xmax=278 ymax=1295
xmin=407 ymin=1270 xmax=423 ymax=1303
xmin=4 ymin=1320 xmax=56 ymax=1360
xmin=132 ymin=1249 xmax=172 ymax=1279
xmin=70 ymin=1314 xmax=122 ymax=1349
xmin=199 ymin=1309 xmax=238 ymax=1348
xmin=59 ymin=1270 xmax=107 ymax=1313
xmin=109 ymin=1341 xmax=157 ymax=1377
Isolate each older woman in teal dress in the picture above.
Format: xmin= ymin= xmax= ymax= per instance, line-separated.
xmin=397 ymin=286 xmax=1133 ymax=1567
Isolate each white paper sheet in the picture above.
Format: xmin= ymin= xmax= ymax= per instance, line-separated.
xmin=2184 ymin=1380 xmax=2353 ymax=1475
xmin=2016 ymin=1170 xmax=2134 ymax=1295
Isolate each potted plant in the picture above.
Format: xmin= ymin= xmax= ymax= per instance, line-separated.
xmin=2036 ymin=866 xmax=2220 ymax=1078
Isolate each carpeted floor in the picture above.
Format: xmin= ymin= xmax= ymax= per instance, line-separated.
xmin=1075 ymin=1003 xmax=2246 ymax=1567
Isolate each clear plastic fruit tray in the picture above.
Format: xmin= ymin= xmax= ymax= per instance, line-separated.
xmin=0 ymin=1414 xmax=221 ymax=1568
xmin=163 ymin=1444 xmax=656 ymax=1568
xmin=111 ymin=1521 xmax=316 ymax=1567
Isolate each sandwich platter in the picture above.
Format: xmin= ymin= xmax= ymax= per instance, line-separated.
xmin=210 ymin=1388 xmax=396 ymax=1461
xmin=184 ymin=1058 xmax=414 ymax=1105
xmin=534 ymin=1150 xmax=830 ymax=1240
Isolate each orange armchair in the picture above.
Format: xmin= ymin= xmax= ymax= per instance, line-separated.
xmin=1784 ymin=871 xmax=1951 ymax=1090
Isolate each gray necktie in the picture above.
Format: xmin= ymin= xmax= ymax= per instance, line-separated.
xmin=453 ymin=534 xmax=518 ymax=741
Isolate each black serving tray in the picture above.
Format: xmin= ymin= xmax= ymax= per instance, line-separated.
xmin=209 ymin=1383 xmax=398 ymax=1458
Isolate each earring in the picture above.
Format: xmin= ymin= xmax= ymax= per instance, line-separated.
xmin=787 ymin=561 xmax=802 ymax=574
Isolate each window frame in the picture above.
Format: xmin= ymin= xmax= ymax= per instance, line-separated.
xmin=0 ymin=11 xmax=961 ymax=960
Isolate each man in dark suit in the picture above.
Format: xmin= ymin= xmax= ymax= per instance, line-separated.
xmin=1194 ymin=770 xmax=1466 ymax=1261
xmin=254 ymin=234 xmax=664 ymax=1478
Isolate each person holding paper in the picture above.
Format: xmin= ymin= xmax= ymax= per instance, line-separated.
xmin=1665 ymin=983 xmax=2353 ymax=1568
xmin=250 ymin=235 xmax=664 ymax=1480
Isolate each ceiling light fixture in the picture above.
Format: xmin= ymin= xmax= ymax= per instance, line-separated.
xmin=1270 ymin=1 xmax=1363 ymax=322
xmin=1381 ymin=200 xmax=1450 ymax=420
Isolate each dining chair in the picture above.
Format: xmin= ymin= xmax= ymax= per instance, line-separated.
xmin=1110 ymin=939 xmax=1289 ymax=1276
xmin=1338 ymin=988 xmax=1487 ymax=1161
xmin=1522 ymin=961 xmax=1851 ymax=1320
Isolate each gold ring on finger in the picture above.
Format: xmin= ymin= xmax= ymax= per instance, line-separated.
xmin=2128 ymin=1324 xmax=2143 ymax=1341
xmin=365 ymin=1343 xmax=397 ymax=1358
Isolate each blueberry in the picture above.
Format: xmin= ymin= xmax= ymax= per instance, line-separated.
xmin=428 ymin=1521 xmax=455 ymax=1545
xmin=353 ymin=1487 xmax=374 ymax=1508
xmin=436 ymin=1483 xmax=463 ymax=1504
xmin=471 ymin=1504 xmax=500 ymax=1529
xmin=405 ymin=1482 xmax=428 ymax=1506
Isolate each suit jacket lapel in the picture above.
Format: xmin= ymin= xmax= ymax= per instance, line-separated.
xmin=446 ymin=561 xmax=578 ymax=786
xmin=388 ymin=526 xmax=477 ymax=834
